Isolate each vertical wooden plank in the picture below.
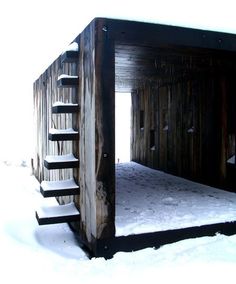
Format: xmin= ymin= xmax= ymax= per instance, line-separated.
xmin=143 ymin=84 xmax=149 ymax=166
xmin=33 ymin=50 xmax=78 ymax=206
xmin=152 ymin=83 xmax=159 ymax=169
xmin=167 ymin=84 xmax=177 ymax=173
xmin=78 ymin=19 xmax=115 ymax=253
xmin=175 ymin=82 xmax=183 ymax=177
xmin=219 ymin=74 xmax=228 ymax=182
xmin=159 ymin=86 xmax=168 ymax=171
xmin=78 ymin=22 xmax=96 ymax=244
xmin=149 ymin=84 xmax=157 ymax=168
xmin=183 ymin=80 xmax=194 ymax=178
xmin=95 ymin=19 xmax=115 ymax=241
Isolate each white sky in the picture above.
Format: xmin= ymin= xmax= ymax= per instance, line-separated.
xmin=1 ymin=0 xmax=236 ymax=161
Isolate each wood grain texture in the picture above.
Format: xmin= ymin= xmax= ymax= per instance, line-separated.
xmin=77 ymin=19 xmax=115 ymax=251
xmin=33 ymin=18 xmax=236 ymax=257
xmin=33 ymin=47 xmax=79 ymax=206
xmin=131 ymin=58 xmax=236 ymax=188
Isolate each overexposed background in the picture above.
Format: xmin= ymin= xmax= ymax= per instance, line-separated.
xmin=1 ymin=0 xmax=236 ymax=162
xmin=1 ymin=2 xmax=236 ymax=280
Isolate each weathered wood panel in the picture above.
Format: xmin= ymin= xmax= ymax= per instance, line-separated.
xmin=78 ymin=19 xmax=115 ymax=252
xmin=33 ymin=52 xmax=78 ymax=205
xmin=131 ymin=56 xmax=236 ymax=188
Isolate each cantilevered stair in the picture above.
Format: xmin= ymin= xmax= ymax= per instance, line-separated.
xmin=36 ymin=202 xmax=80 ymax=225
xmin=48 ymin=128 xmax=79 ymax=141
xmin=35 ymin=41 xmax=80 ymax=226
xmin=44 ymin=154 xmax=79 ymax=170
xmin=40 ymin=179 xmax=80 ymax=198
xmin=52 ymin=102 xmax=79 ymax=114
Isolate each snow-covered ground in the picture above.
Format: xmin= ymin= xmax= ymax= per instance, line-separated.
xmin=116 ymin=162 xmax=236 ymax=236
xmin=1 ymin=161 xmax=236 ymax=284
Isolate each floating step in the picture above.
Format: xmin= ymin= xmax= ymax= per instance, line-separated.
xmin=61 ymin=42 xmax=79 ymax=63
xmin=40 ymin=178 xmax=80 ymax=197
xmin=44 ymin=154 xmax=79 ymax=169
xmin=57 ymin=75 xmax=78 ymax=88
xmin=61 ymin=50 xmax=79 ymax=63
xmin=52 ymin=102 xmax=79 ymax=113
xmin=36 ymin=202 xmax=80 ymax=225
xmin=48 ymin=128 xmax=79 ymax=141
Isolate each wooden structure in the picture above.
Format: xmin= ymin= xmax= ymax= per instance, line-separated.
xmin=33 ymin=18 xmax=236 ymax=258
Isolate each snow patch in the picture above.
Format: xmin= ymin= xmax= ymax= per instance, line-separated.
xmin=36 ymin=202 xmax=79 ymax=218
xmin=49 ymin=128 xmax=78 ymax=134
xmin=53 ymin=101 xmax=78 ymax=107
xmin=45 ymin=154 xmax=78 ymax=163
xmin=41 ymin=179 xmax=79 ymax=190
xmin=115 ymin=162 xmax=236 ymax=236
xmin=63 ymin=42 xmax=79 ymax=52
xmin=58 ymin=74 xmax=78 ymax=80
xmin=227 ymin=155 xmax=235 ymax=164
xmin=0 ymin=162 xmax=236 ymax=282
xmin=187 ymin=126 xmax=195 ymax=133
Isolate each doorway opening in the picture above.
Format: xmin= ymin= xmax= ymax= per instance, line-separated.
xmin=115 ymin=92 xmax=131 ymax=163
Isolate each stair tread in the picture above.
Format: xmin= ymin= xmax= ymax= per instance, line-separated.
xmin=40 ymin=179 xmax=79 ymax=197
xmin=61 ymin=50 xmax=79 ymax=63
xmin=48 ymin=129 xmax=79 ymax=141
xmin=57 ymin=75 xmax=78 ymax=88
xmin=58 ymin=74 xmax=78 ymax=80
xmin=52 ymin=101 xmax=78 ymax=107
xmin=63 ymin=42 xmax=79 ymax=52
xmin=36 ymin=202 xmax=80 ymax=225
xmin=52 ymin=102 xmax=79 ymax=114
xmin=41 ymin=179 xmax=79 ymax=191
xmin=45 ymin=154 xmax=78 ymax=163
xmin=49 ymin=128 xmax=78 ymax=135
xmin=44 ymin=154 xmax=79 ymax=170
xmin=61 ymin=43 xmax=79 ymax=63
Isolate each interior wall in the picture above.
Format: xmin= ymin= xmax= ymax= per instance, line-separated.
xmin=131 ymin=72 xmax=236 ymax=188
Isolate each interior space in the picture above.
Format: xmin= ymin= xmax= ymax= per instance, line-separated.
xmin=115 ymin=42 xmax=236 ymax=236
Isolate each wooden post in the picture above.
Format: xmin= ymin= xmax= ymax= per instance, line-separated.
xmin=78 ymin=19 xmax=115 ymax=254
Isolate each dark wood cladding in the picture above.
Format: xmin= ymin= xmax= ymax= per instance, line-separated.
xmin=78 ymin=19 xmax=115 ymax=252
xmin=34 ymin=18 xmax=116 ymax=254
xmin=34 ymin=18 xmax=236 ymax=257
xmin=33 ymin=57 xmax=78 ymax=182
xmin=131 ymin=54 xmax=236 ymax=188
xmin=115 ymin=43 xmax=236 ymax=92
xmin=107 ymin=18 xmax=236 ymax=51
